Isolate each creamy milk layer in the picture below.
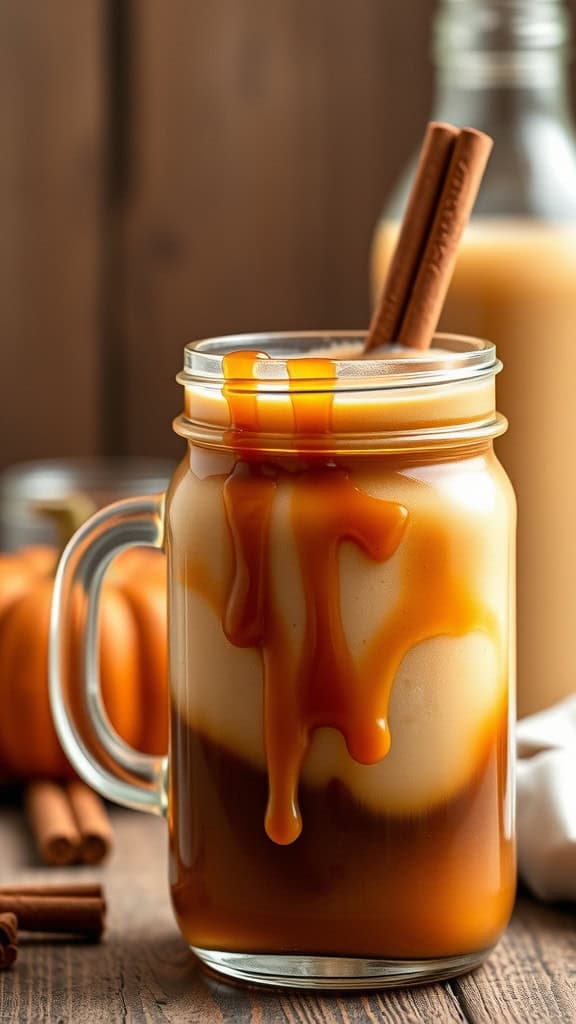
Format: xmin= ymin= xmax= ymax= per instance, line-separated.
xmin=168 ymin=445 xmax=513 ymax=817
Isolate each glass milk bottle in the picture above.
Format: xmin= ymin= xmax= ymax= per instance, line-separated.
xmin=371 ymin=0 xmax=576 ymax=717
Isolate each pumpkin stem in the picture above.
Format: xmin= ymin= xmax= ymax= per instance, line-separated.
xmin=34 ymin=495 xmax=97 ymax=558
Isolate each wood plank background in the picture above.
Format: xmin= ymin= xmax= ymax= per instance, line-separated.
xmin=1 ymin=0 xmax=576 ymax=467
xmin=119 ymin=0 xmax=435 ymax=458
xmin=0 ymin=0 xmax=103 ymax=467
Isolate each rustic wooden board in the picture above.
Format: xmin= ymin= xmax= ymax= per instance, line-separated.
xmin=454 ymin=895 xmax=576 ymax=1024
xmin=0 ymin=807 xmax=574 ymax=1023
xmin=0 ymin=0 xmax=103 ymax=469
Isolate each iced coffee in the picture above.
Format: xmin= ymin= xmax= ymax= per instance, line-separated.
xmin=167 ymin=332 xmax=515 ymax=982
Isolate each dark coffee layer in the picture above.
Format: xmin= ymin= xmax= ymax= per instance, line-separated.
xmin=169 ymin=713 xmax=515 ymax=959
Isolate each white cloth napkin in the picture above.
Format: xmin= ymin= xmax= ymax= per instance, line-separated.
xmin=517 ymin=695 xmax=576 ymax=901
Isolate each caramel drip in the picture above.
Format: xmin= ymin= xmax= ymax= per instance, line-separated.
xmin=264 ymin=472 xmax=408 ymax=843
xmin=286 ymin=358 xmax=335 ymax=434
xmin=294 ymin=473 xmax=408 ymax=764
xmin=214 ymin=351 xmax=502 ymax=845
xmin=223 ymin=464 xmax=277 ymax=646
xmin=222 ymin=350 xmax=270 ymax=435
xmin=362 ymin=513 xmax=501 ymax=695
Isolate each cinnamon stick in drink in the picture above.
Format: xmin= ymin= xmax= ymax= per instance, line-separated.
xmin=366 ymin=121 xmax=458 ymax=350
xmin=397 ymin=128 xmax=493 ymax=350
xmin=365 ymin=122 xmax=493 ymax=353
xmin=25 ymin=781 xmax=81 ymax=866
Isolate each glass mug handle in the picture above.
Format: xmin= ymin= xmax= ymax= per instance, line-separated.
xmin=49 ymin=495 xmax=167 ymax=815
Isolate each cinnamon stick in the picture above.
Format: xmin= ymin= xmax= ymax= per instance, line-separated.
xmin=0 ymin=896 xmax=106 ymax=939
xmin=0 ymin=913 xmax=18 ymax=971
xmin=0 ymin=884 xmax=102 ymax=899
xmin=397 ymin=128 xmax=493 ymax=350
xmin=67 ymin=781 xmax=112 ymax=865
xmin=0 ymin=945 xmax=17 ymax=970
xmin=25 ymin=780 xmax=113 ymax=866
xmin=25 ymin=781 xmax=81 ymax=866
xmin=365 ymin=122 xmax=493 ymax=353
xmin=366 ymin=121 xmax=458 ymax=350
xmin=0 ymin=912 xmax=17 ymax=947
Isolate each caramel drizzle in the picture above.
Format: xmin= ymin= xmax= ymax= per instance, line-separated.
xmin=215 ymin=351 xmax=502 ymax=845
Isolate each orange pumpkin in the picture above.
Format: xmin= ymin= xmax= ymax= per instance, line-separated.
xmin=0 ymin=545 xmax=56 ymax=616
xmin=0 ymin=544 xmax=168 ymax=780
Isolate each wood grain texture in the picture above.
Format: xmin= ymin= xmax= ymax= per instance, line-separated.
xmin=0 ymin=0 xmax=103 ymax=469
xmin=0 ymin=807 xmax=575 ymax=1022
xmin=1 ymin=2 xmax=576 ymax=468
xmin=119 ymin=0 xmax=435 ymax=458
xmin=453 ymin=894 xmax=576 ymax=1024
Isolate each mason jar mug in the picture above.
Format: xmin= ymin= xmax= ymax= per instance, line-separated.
xmin=50 ymin=332 xmax=516 ymax=989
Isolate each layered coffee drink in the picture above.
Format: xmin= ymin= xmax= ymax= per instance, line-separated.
xmin=167 ymin=333 xmax=515 ymax=975
xmin=47 ymin=118 xmax=513 ymax=988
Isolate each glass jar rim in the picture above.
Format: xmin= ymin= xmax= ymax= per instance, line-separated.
xmin=178 ymin=332 xmax=500 ymax=392
xmin=175 ymin=332 xmax=505 ymax=452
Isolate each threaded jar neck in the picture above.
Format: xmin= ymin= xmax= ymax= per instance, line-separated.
xmin=434 ymin=0 xmax=570 ymax=86
xmin=174 ymin=333 xmax=505 ymax=455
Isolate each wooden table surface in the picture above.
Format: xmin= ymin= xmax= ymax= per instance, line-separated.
xmin=1 ymin=806 xmax=575 ymax=1023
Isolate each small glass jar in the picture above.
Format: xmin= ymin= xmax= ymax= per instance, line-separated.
xmin=0 ymin=457 xmax=174 ymax=551
xmin=50 ymin=332 xmax=516 ymax=989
